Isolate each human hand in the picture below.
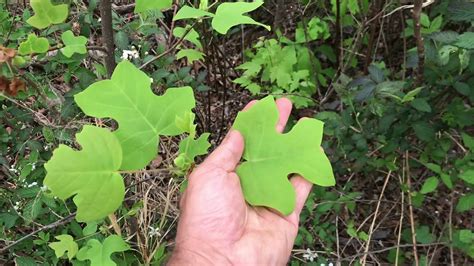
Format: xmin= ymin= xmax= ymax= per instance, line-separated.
xmin=169 ymin=98 xmax=313 ymax=265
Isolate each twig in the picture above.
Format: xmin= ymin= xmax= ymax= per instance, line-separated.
xmin=139 ymin=23 xmax=196 ymax=70
xmin=0 ymin=213 xmax=76 ymax=254
xmin=412 ymin=0 xmax=425 ymax=85
xmin=395 ymin=173 xmax=405 ymax=265
xmin=448 ymin=193 xmax=455 ymax=266
xmin=406 ymin=151 xmax=419 ymax=266
xmin=383 ymin=0 xmax=435 ymax=18
xmin=339 ymin=243 xmax=448 ymax=262
xmin=360 ymin=164 xmax=395 ymax=265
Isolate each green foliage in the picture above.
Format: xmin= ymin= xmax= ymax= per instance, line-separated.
xmin=76 ymin=235 xmax=130 ymax=266
xmin=60 ymin=31 xmax=87 ymax=58
xmin=233 ymin=96 xmax=334 ymax=215
xmin=211 ymin=0 xmax=270 ymax=34
xmin=74 ymin=61 xmax=196 ymax=170
xmin=18 ymin=34 xmax=49 ymax=55
xmin=44 ymin=125 xmax=124 ymax=222
xmin=27 ymin=0 xmax=68 ymax=29
xmin=176 ymin=49 xmax=204 ymax=63
xmin=48 ymin=234 xmax=78 ymax=260
xmin=134 ymin=0 xmax=172 ymax=13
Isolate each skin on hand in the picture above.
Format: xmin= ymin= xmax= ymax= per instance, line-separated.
xmin=168 ymin=98 xmax=313 ymax=265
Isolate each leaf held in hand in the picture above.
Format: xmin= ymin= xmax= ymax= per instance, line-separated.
xmin=233 ymin=96 xmax=335 ymax=215
xmin=44 ymin=126 xmax=124 ymax=222
xmin=74 ymin=61 xmax=196 ymax=170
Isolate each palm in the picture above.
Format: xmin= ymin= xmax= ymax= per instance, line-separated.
xmin=172 ymin=99 xmax=313 ymax=264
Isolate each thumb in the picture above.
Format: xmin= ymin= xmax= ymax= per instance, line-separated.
xmin=200 ymin=130 xmax=244 ymax=172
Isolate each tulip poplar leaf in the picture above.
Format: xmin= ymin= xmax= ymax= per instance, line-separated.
xmin=44 ymin=126 xmax=124 ymax=222
xmin=74 ymin=61 xmax=196 ymax=170
xmin=134 ymin=0 xmax=172 ymax=13
xmin=60 ymin=30 xmax=87 ymax=58
xmin=233 ymin=96 xmax=335 ymax=215
xmin=76 ymin=235 xmax=130 ymax=266
xmin=211 ymin=0 xmax=270 ymax=34
xmin=27 ymin=0 xmax=69 ymax=29
xmin=18 ymin=34 xmax=49 ymax=55
xmin=49 ymin=234 xmax=78 ymax=260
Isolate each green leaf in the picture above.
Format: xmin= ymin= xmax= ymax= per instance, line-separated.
xmin=456 ymin=193 xmax=474 ymax=212
xmin=76 ymin=235 xmax=130 ymax=266
xmin=420 ymin=176 xmax=439 ymax=194
xmin=416 ymin=225 xmax=435 ymax=244
xmin=175 ymin=133 xmax=210 ymax=168
xmin=461 ymin=132 xmax=474 ymax=151
xmin=173 ymin=26 xmax=202 ymax=48
xmin=232 ymin=96 xmax=335 ymax=215
xmin=49 ymin=234 xmax=78 ymax=260
xmin=18 ymin=34 xmax=49 ymax=55
xmin=413 ymin=122 xmax=435 ymax=142
xmin=60 ymin=30 xmax=87 ymax=58
xmin=44 ymin=126 xmax=124 ymax=222
xmin=459 ymin=169 xmax=474 ymax=185
xmin=74 ymin=61 xmax=196 ymax=170
xmin=455 ymin=32 xmax=474 ymax=50
xmin=411 ymin=98 xmax=432 ymax=112
xmin=134 ymin=0 xmax=172 ymax=13
xmin=176 ymin=49 xmax=204 ymax=63
xmin=211 ymin=0 xmax=270 ymax=34
xmin=27 ymin=0 xmax=68 ymax=29
xmin=173 ymin=5 xmax=214 ymax=21
xmin=459 ymin=229 xmax=474 ymax=243
xmin=401 ymin=87 xmax=422 ymax=103
xmin=440 ymin=173 xmax=453 ymax=189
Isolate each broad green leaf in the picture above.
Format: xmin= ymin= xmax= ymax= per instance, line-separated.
xmin=416 ymin=225 xmax=435 ymax=244
xmin=175 ymin=133 xmax=210 ymax=168
xmin=173 ymin=26 xmax=202 ymax=48
xmin=74 ymin=61 xmax=196 ymax=170
xmin=60 ymin=31 xmax=87 ymax=58
xmin=44 ymin=126 xmax=124 ymax=222
xmin=173 ymin=5 xmax=214 ymax=21
xmin=233 ymin=96 xmax=335 ymax=215
xmin=18 ymin=34 xmax=49 ymax=55
xmin=76 ymin=235 xmax=130 ymax=266
xmin=175 ymin=111 xmax=197 ymax=135
xmin=459 ymin=169 xmax=474 ymax=185
xmin=459 ymin=230 xmax=474 ymax=243
xmin=199 ymin=0 xmax=208 ymax=10
xmin=134 ymin=0 xmax=172 ymax=13
xmin=461 ymin=132 xmax=474 ymax=151
xmin=27 ymin=0 xmax=69 ymax=29
xmin=420 ymin=176 xmax=438 ymax=194
xmin=411 ymin=98 xmax=432 ymax=112
xmin=456 ymin=193 xmax=474 ymax=212
xmin=455 ymin=32 xmax=474 ymax=50
xmin=48 ymin=234 xmax=78 ymax=260
xmin=176 ymin=49 xmax=204 ymax=63
xmin=211 ymin=0 xmax=270 ymax=34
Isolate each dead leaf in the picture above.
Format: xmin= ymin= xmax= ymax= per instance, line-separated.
xmin=0 ymin=46 xmax=17 ymax=63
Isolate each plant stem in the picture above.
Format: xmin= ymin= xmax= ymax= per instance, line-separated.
xmin=100 ymin=0 xmax=116 ymax=77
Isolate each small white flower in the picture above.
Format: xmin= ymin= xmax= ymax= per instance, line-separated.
xmin=148 ymin=226 xmax=161 ymax=237
xmin=41 ymin=185 xmax=48 ymax=192
xmin=145 ymin=51 xmax=149 ymax=55
xmin=138 ymin=45 xmax=142 ymax=48
xmin=9 ymin=168 xmax=18 ymax=174
xmin=150 ymin=78 xmax=154 ymax=83
xmin=98 ymin=18 xmax=102 ymax=22
xmin=329 ymin=263 xmax=334 ymax=266
xmin=31 ymin=163 xmax=36 ymax=171
xmin=302 ymin=248 xmax=318 ymax=262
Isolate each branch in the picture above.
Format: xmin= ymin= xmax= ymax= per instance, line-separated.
xmin=0 ymin=213 xmax=76 ymax=254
